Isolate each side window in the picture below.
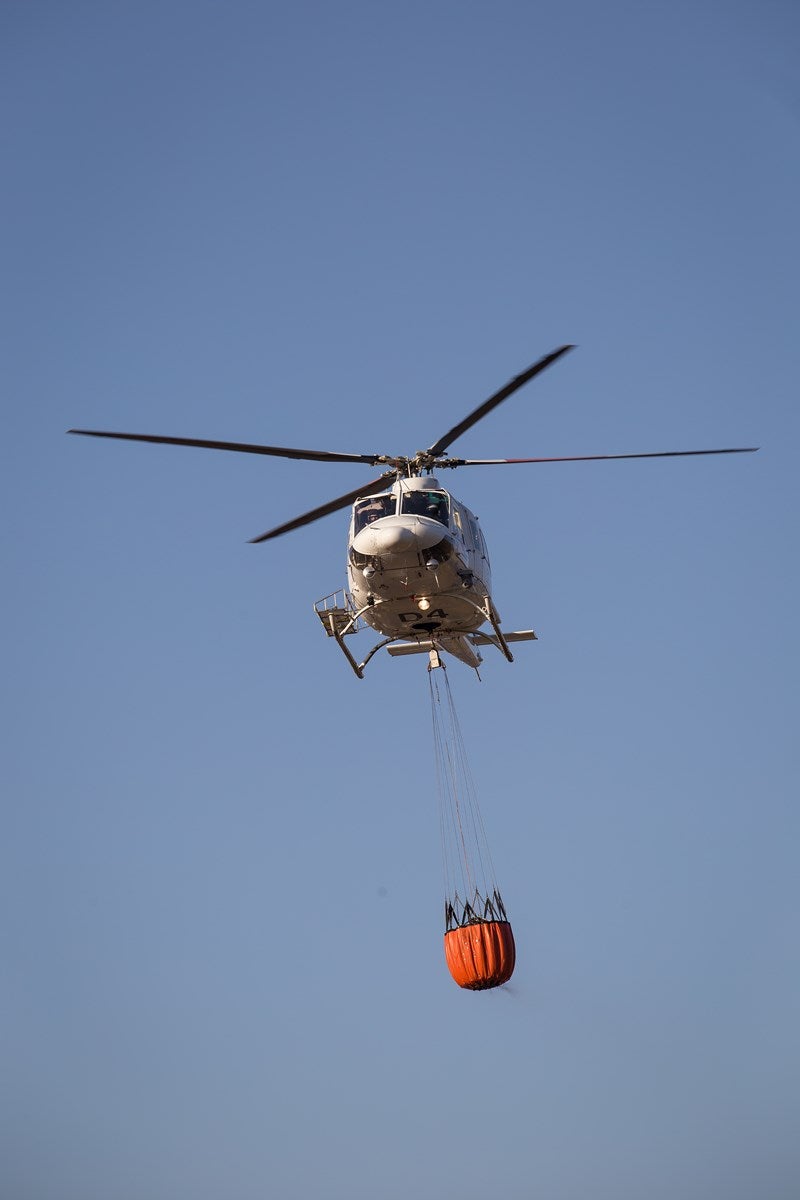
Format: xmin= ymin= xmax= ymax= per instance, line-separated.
xmin=465 ymin=514 xmax=489 ymax=563
xmin=466 ymin=514 xmax=479 ymax=549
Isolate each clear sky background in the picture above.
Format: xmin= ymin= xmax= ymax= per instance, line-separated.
xmin=2 ymin=3 xmax=798 ymax=1198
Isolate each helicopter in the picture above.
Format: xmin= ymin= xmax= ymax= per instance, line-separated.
xmin=69 ymin=345 xmax=757 ymax=678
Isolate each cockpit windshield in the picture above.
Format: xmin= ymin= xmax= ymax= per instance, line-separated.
xmin=400 ymin=489 xmax=449 ymax=525
xmin=354 ymin=494 xmax=396 ymax=533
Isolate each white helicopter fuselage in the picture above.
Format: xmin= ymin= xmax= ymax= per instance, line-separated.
xmin=346 ymin=476 xmax=493 ymax=657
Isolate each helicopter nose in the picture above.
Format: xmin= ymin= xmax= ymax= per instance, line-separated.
xmin=370 ymin=523 xmax=416 ymax=554
xmin=352 ymin=518 xmax=418 ymax=557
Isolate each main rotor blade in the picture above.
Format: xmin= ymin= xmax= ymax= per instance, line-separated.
xmin=249 ymin=473 xmax=393 ymax=543
xmin=455 ymin=447 xmax=759 ymax=465
xmin=427 ymin=344 xmax=574 ymax=457
xmin=68 ymin=429 xmax=382 ymax=466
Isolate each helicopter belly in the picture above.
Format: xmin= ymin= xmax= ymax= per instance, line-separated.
xmin=348 ymin=543 xmax=490 ymax=640
xmin=356 ymin=588 xmax=489 ymax=639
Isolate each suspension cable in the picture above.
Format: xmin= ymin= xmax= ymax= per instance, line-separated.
xmin=428 ymin=657 xmax=500 ymax=924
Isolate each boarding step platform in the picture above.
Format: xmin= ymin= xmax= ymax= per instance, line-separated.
xmin=314 ymin=589 xmax=365 ymax=638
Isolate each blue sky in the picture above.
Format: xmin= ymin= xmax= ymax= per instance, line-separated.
xmin=2 ymin=3 xmax=798 ymax=1197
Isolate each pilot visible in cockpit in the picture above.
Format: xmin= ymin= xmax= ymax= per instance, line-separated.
xmin=400 ymin=490 xmax=428 ymax=517
xmin=355 ymin=495 xmax=395 ymax=532
xmin=401 ymin=490 xmax=449 ymax=524
xmin=424 ymin=494 xmax=449 ymax=524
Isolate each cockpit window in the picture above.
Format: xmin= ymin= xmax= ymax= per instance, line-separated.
xmin=400 ymin=490 xmax=449 ymax=526
xmin=354 ymin=494 xmax=396 ymax=532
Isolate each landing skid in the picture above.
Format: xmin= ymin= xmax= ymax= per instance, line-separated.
xmin=314 ymin=590 xmax=536 ymax=679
